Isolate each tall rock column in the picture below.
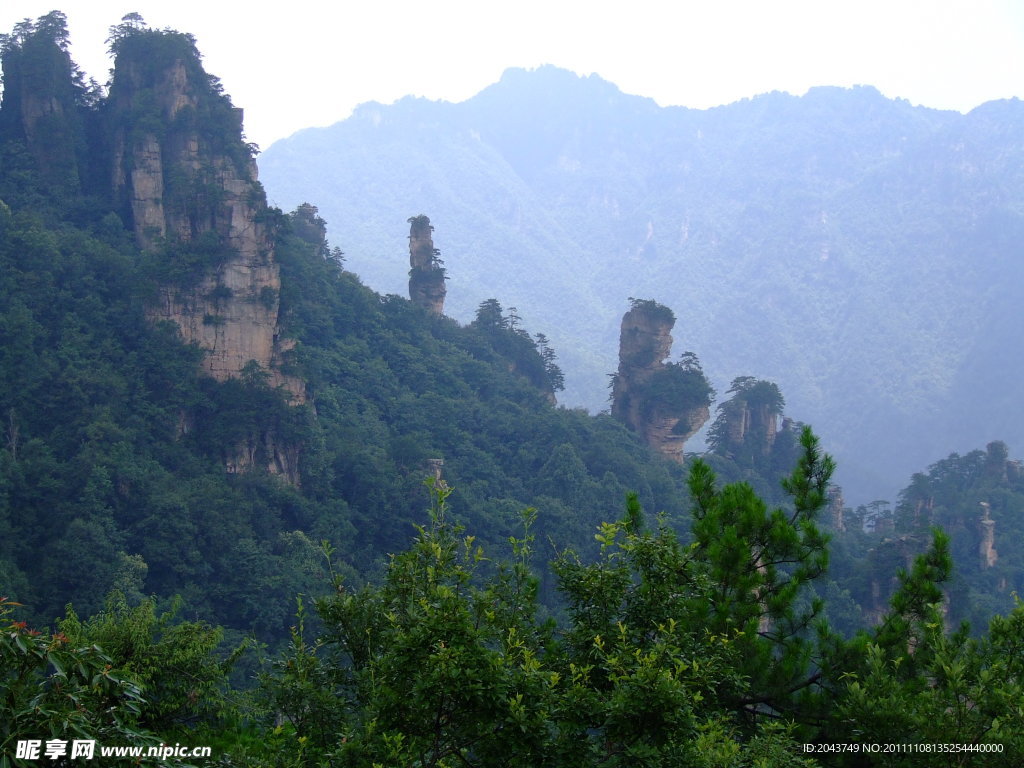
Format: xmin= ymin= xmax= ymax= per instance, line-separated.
xmin=107 ymin=28 xmax=304 ymax=403
xmin=610 ymin=299 xmax=711 ymax=462
xmin=106 ymin=25 xmax=305 ymax=483
xmin=708 ymin=377 xmax=786 ymax=460
xmin=978 ymin=501 xmax=998 ymax=569
xmin=407 ymin=214 xmax=447 ymax=314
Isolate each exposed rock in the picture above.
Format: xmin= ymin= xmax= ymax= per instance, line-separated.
xmin=226 ymin=429 xmax=301 ymax=487
xmin=123 ymin=134 xmax=166 ymax=250
xmin=610 ymin=299 xmax=711 ymax=462
xmin=728 ymin=401 xmax=779 ymax=453
xmin=978 ymin=501 xmax=998 ymax=568
xmin=711 ymin=378 xmax=786 ymax=459
xmin=909 ymin=494 xmax=934 ymax=529
xmin=105 ymin=29 xmax=305 ymax=480
xmin=148 ymin=259 xmax=304 ymax=402
xmin=407 ymin=214 xmax=447 ymax=314
xmin=108 ymin=35 xmax=304 ymax=400
xmin=425 ymin=458 xmax=445 ymax=483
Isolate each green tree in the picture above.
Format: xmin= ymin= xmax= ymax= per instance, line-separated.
xmin=304 ymin=483 xmax=552 ymax=766
xmin=827 ymin=533 xmax=1024 ymax=765
xmin=472 ymin=298 xmax=506 ymax=330
xmin=552 ymin=494 xmax=817 ymax=766
xmin=58 ymin=592 xmax=239 ymax=735
xmin=0 ymin=596 xmax=157 ymax=765
xmin=687 ymin=426 xmax=834 ymax=723
xmin=255 ymin=466 xmax=829 ymax=766
xmin=534 ymin=332 xmax=565 ymax=393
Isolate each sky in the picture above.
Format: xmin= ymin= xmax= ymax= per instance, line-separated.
xmin=2 ymin=1 xmax=1023 ymax=150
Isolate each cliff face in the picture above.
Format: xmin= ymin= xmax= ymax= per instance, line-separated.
xmin=611 ymin=300 xmax=710 ymax=462
xmin=407 ymin=214 xmax=446 ymax=314
xmin=708 ymin=378 xmax=786 ymax=462
xmin=105 ymin=29 xmax=304 ymax=482
xmin=978 ymin=502 xmax=998 ymax=569
xmin=107 ymin=34 xmax=304 ymax=404
xmin=724 ymin=401 xmax=779 ymax=454
xmin=828 ymin=485 xmax=846 ymax=532
xmin=1 ymin=21 xmax=307 ymax=483
xmin=639 ymin=404 xmax=710 ymax=462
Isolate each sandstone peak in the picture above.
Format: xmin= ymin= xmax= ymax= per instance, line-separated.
xmin=407 ymin=214 xmax=447 ymax=314
xmin=610 ymin=299 xmax=712 ymax=462
xmin=107 ymin=24 xmax=304 ymax=481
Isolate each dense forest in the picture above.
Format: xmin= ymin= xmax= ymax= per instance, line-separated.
xmin=1 ymin=12 xmax=1023 ymax=767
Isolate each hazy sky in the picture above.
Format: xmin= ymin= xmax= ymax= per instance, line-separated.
xmin=3 ymin=1 xmax=1023 ymax=149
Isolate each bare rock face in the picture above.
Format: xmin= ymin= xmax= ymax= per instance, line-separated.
xmin=725 ymin=401 xmax=779 ymax=454
xmin=407 ymin=214 xmax=446 ymax=314
xmin=611 ymin=299 xmax=710 ymax=462
xmin=147 ymin=257 xmax=304 ymax=404
xmin=710 ymin=378 xmax=787 ymax=460
xmin=611 ymin=300 xmax=673 ymax=428
xmin=979 ymin=502 xmax=998 ymax=568
xmin=109 ymin=47 xmax=302 ymax=394
xmin=639 ymin=404 xmax=710 ymax=462
xmin=226 ymin=431 xmax=300 ymax=484
xmin=108 ymin=32 xmax=304 ymax=482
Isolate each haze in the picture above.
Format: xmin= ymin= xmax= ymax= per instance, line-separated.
xmin=2 ymin=0 xmax=1022 ymax=149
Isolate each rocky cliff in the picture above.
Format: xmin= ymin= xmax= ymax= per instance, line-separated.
xmin=107 ymin=28 xmax=304 ymax=404
xmin=707 ymin=378 xmax=787 ymax=462
xmin=2 ymin=19 xmax=309 ymax=484
xmin=724 ymin=401 xmax=780 ymax=455
xmin=407 ymin=214 xmax=446 ymax=314
xmin=610 ymin=299 xmax=711 ymax=462
xmin=978 ymin=501 xmax=998 ymax=569
xmin=105 ymin=26 xmax=304 ymax=482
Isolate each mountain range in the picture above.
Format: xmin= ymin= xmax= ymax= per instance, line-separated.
xmin=259 ymin=66 xmax=1024 ymax=503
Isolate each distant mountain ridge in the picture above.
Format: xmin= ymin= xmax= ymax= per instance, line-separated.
xmin=258 ymin=66 xmax=1024 ymax=503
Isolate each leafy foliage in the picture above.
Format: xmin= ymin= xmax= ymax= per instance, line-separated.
xmin=687 ymin=427 xmax=834 ymax=722
xmin=0 ymin=15 xmax=689 ymax=638
xmin=3 ymin=17 xmax=1024 ymax=765
xmin=636 ymin=360 xmax=714 ymax=419
xmin=58 ymin=592 xmax=239 ymax=734
xmin=0 ymin=596 xmax=156 ymax=765
xmin=826 ymin=532 xmax=1021 ymax=765
xmin=255 ymin=481 xmax=821 ymax=766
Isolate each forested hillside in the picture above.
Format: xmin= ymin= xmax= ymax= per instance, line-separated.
xmin=259 ymin=66 xmax=1024 ymax=504
xmin=0 ymin=12 xmax=704 ymax=638
xmin=3 ymin=13 xmax=1024 ymax=767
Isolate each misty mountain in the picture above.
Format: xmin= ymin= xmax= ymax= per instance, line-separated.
xmin=259 ymin=66 xmax=1024 ymax=502
xmin=6 ymin=16 xmax=1024 ymax=758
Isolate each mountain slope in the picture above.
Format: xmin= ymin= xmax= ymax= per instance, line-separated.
xmin=259 ymin=68 xmax=1024 ymax=502
xmin=0 ymin=21 xmax=697 ymax=635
